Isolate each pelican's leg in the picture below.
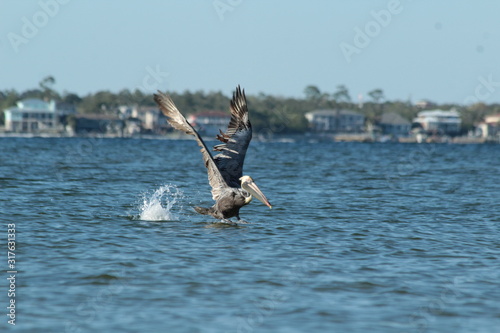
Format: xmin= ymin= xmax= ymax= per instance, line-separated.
xmin=236 ymin=215 xmax=249 ymax=224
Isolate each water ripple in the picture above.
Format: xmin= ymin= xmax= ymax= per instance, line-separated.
xmin=1 ymin=138 xmax=499 ymax=332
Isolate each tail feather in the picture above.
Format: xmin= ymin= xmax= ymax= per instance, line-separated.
xmin=194 ymin=206 xmax=211 ymax=215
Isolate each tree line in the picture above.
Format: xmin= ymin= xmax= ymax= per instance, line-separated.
xmin=1 ymin=76 xmax=499 ymax=134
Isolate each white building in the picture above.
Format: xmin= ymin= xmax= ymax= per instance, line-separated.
xmin=131 ymin=106 xmax=162 ymax=132
xmin=187 ymin=111 xmax=231 ymax=137
xmin=413 ymin=109 xmax=461 ymax=135
xmin=4 ymin=98 xmax=74 ymax=133
xmin=414 ymin=100 xmax=436 ymax=109
xmin=305 ymin=109 xmax=365 ymax=133
xmin=477 ymin=113 xmax=500 ymax=138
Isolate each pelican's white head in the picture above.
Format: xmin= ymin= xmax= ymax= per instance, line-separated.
xmin=239 ymin=176 xmax=272 ymax=209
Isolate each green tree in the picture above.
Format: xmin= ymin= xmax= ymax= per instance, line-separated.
xmin=20 ymin=89 xmax=44 ymax=100
xmin=0 ymin=90 xmax=20 ymax=126
xmin=117 ymin=89 xmax=134 ymax=105
xmin=78 ymin=90 xmax=117 ymax=114
xmin=304 ymin=85 xmax=321 ymax=101
xmin=39 ymin=76 xmax=59 ymax=100
xmin=332 ymin=85 xmax=351 ymax=103
xmin=368 ymin=89 xmax=384 ymax=103
xmin=367 ymin=89 xmax=385 ymax=121
xmin=460 ymin=103 xmax=489 ymax=132
xmin=62 ymin=92 xmax=82 ymax=105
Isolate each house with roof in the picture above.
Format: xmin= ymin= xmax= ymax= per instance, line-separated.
xmin=476 ymin=113 xmax=500 ymax=139
xmin=4 ymin=98 xmax=75 ymax=133
xmin=114 ymin=105 xmax=170 ymax=135
xmin=187 ymin=111 xmax=231 ymax=137
xmin=414 ymin=100 xmax=436 ymax=109
xmin=72 ymin=114 xmax=123 ymax=135
xmin=305 ymin=109 xmax=365 ymax=133
xmin=379 ymin=112 xmax=411 ymax=137
xmin=412 ymin=109 xmax=461 ymax=135
xmin=131 ymin=106 xmax=170 ymax=133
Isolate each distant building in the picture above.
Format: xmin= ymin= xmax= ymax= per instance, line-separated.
xmin=476 ymin=113 xmax=500 ymax=138
xmin=117 ymin=105 xmax=134 ymax=119
xmin=485 ymin=113 xmax=500 ymax=124
xmin=125 ymin=117 xmax=142 ymax=136
xmin=187 ymin=111 xmax=231 ymax=137
xmin=379 ymin=112 xmax=411 ymax=136
xmin=4 ymin=98 xmax=75 ymax=133
xmin=131 ymin=106 xmax=166 ymax=132
xmin=305 ymin=109 xmax=365 ymax=133
xmin=413 ymin=109 xmax=461 ymax=135
xmin=414 ymin=100 xmax=436 ymax=109
xmin=73 ymin=114 xmax=123 ymax=135
xmin=115 ymin=105 xmax=170 ymax=134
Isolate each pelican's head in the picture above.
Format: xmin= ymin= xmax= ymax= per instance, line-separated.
xmin=240 ymin=176 xmax=272 ymax=209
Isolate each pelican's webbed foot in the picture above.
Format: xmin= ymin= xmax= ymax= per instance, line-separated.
xmin=236 ymin=216 xmax=250 ymax=224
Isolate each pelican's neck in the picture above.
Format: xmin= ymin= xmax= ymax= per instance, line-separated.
xmin=241 ymin=189 xmax=252 ymax=205
xmin=244 ymin=194 xmax=252 ymax=205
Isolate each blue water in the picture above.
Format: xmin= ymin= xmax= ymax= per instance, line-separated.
xmin=1 ymin=137 xmax=499 ymax=332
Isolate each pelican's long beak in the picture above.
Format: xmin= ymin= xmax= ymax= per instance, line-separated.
xmin=241 ymin=176 xmax=272 ymax=209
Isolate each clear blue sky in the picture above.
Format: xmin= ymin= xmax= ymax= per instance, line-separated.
xmin=1 ymin=0 xmax=499 ymax=104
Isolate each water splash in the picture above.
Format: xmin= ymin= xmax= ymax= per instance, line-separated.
xmin=138 ymin=184 xmax=184 ymax=221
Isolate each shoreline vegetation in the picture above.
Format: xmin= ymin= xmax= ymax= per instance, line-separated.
xmin=1 ymin=77 xmax=499 ymax=143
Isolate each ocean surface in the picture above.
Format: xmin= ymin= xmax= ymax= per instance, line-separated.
xmin=1 ymin=137 xmax=499 ymax=333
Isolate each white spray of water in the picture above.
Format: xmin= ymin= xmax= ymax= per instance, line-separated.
xmin=138 ymin=184 xmax=184 ymax=221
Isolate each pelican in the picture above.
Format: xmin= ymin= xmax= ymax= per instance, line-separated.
xmin=153 ymin=85 xmax=272 ymax=223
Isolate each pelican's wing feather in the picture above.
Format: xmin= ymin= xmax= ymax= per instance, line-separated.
xmin=213 ymin=85 xmax=252 ymax=188
xmin=153 ymin=91 xmax=227 ymax=200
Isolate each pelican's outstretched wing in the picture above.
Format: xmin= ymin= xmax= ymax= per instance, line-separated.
xmin=213 ymin=85 xmax=252 ymax=188
xmin=153 ymin=91 xmax=227 ymax=201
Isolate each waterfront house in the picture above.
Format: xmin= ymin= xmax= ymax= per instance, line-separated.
xmin=131 ymin=106 xmax=167 ymax=133
xmin=413 ymin=109 xmax=461 ymax=135
xmin=4 ymin=98 xmax=74 ymax=133
xmin=73 ymin=114 xmax=123 ymax=135
xmin=187 ymin=111 xmax=231 ymax=137
xmin=379 ymin=112 xmax=411 ymax=136
xmin=125 ymin=117 xmax=142 ymax=136
xmin=414 ymin=100 xmax=436 ymax=109
xmin=115 ymin=105 xmax=170 ymax=134
xmin=476 ymin=113 xmax=500 ymax=139
xmin=305 ymin=109 xmax=365 ymax=133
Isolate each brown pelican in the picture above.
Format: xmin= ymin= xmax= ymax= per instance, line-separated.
xmin=153 ymin=85 xmax=272 ymax=223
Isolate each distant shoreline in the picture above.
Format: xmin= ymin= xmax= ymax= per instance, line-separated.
xmin=0 ymin=132 xmax=497 ymax=144
xmin=0 ymin=132 xmax=180 ymax=140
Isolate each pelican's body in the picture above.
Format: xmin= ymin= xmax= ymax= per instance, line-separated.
xmin=153 ymin=86 xmax=271 ymax=222
xmin=194 ymin=187 xmax=251 ymax=220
